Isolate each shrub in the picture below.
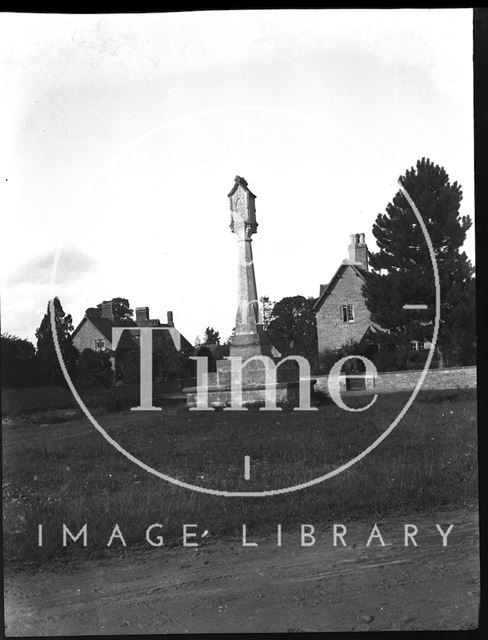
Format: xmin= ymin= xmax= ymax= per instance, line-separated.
xmin=76 ymin=349 xmax=113 ymax=389
xmin=1 ymin=334 xmax=40 ymax=388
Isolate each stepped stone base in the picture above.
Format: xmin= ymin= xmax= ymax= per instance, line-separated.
xmin=183 ymin=356 xmax=312 ymax=408
xmin=184 ymin=379 xmax=302 ymax=408
xmin=229 ymin=328 xmax=274 ymax=360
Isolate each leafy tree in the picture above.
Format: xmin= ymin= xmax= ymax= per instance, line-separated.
xmin=76 ymin=349 xmax=112 ymax=389
xmin=268 ymin=295 xmax=318 ymax=369
xmin=1 ymin=333 xmax=40 ymax=387
xmin=101 ymin=297 xmax=133 ymax=322
xmin=86 ymin=298 xmax=134 ymax=323
xmin=35 ymin=297 xmax=79 ymax=386
xmin=203 ymin=327 xmax=220 ymax=345
xmin=365 ymin=158 xmax=475 ymax=367
xmin=85 ymin=307 xmax=101 ymax=320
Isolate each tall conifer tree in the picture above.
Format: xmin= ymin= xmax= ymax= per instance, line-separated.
xmin=35 ymin=298 xmax=79 ymax=385
xmin=364 ymin=158 xmax=475 ymax=367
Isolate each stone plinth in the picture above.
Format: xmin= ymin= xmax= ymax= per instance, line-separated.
xmin=216 ymin=356 xmax=299 ymax=386
xmin=184 ymin=356 xmax=311 ymax=408
xmin=185 ymin=379 xmax=302 ymax=408
xmin=184 ymin=363 xmax=302 ymax=409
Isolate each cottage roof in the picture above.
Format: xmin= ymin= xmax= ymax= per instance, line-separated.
xmin=195 ymin=343 xmax=230 ymax=360
xmin=178 ymin=333 xmax=194 ymax=353
xmin=73 ymin=312 xmax=192 ymax=353
xmin=312 ymin=262 xmax=367 ymax=313
xmin=72 ymin=315 xmax=137 ymax=345
xmin=115 ymin=328 xmax=140 ymax=350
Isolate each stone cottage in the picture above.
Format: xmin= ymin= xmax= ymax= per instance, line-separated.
xmin=313 ymin=233 xmax=432 ymax=372
xmin=313 ymin=233 xmax=379 ymax=370
xmin=72 ymin=300 xmax=193 ymax=381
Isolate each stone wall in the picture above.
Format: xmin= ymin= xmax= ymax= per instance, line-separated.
xmin=314 ymin=365 xmax=477 ymax=396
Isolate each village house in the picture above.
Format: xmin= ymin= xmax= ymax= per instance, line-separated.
xmin=72 ymin=301 xmax=193 ymax=381
xmin=313 ymin=233 xmax=377 ymax=370
xmin=313 ymin=233 xmax=432 ymax=373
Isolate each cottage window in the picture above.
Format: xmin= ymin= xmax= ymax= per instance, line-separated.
xmin=341 ymin=304 xmax=355 ymax=323
xmin=94 ymin=338 xmax=105 ymax=351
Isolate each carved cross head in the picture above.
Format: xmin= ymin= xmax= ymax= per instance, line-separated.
xmin=228 ymin=176 xmax=258 ymax=236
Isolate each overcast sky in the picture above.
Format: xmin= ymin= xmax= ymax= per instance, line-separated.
xmin=0 ymin=9 xmax=474 ymax=345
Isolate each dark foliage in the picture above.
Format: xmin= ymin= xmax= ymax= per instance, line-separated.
xmin=203 ymin=326 xmax=220 ymax=345
xmin=364 ymin=158 xmax=476 ymax=367
xmin=268 ymin=295 xmax=318 ymax=370
xmin=86 ymin=297 xmax=134 ymax=323
xmin=1 ymin=333 xmax=40 ymax=387
xmin=76 ymin=349 xmax=113 ymax=389
xmin=35 ymin=298 xmax=79 ymax=386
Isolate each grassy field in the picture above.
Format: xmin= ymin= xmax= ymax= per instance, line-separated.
xmin=1 ymin=382 xmax=179 ymax=416
xmin=2 ymin=389 xmax=478 ymax=568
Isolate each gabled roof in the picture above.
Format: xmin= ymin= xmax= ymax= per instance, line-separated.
xmin=227 ymin=175 xmax=257 ymax=199
xmin=115 ymin=329 xmax=140 ymax=350
xmin=73 ymin=313 xmax=193 ymax=354
xmin=95 ymin=317 xmax=137 ymax=340
xmin=71 ymin=316 xmax=105 ymax=342
xmin=178 ymin=333 xmax=194 ymax=353
xmin=313 ymin=261 xmax=367 ymax=312
xmin=195 ymin=343 xmax=230 ymax=360
xmin=359 ymin=324 xmax=386 ymax=342
xmin=72 ymin=315 xmax=136 ymax=343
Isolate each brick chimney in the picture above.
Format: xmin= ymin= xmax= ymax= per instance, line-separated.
xmin=167 ymin=311 xmax=174 ymax=326
xmin=101 ymin=301 xmax=114 ymax=322
xmin=135 ymin=307 xmax=150 ymax=326
xmin=348 ymin=233 xmax=368 ymax=271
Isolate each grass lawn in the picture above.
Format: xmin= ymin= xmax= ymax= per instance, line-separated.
xmin=2 ymin=389 xmax=478 ymax=568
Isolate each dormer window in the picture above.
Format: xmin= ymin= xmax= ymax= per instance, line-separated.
xmin=341 ymin=304 xmax=355 ymax=323
xmin=94 ymin=338 xmax=105 ymax=351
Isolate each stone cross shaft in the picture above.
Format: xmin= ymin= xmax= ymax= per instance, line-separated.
xmin=228 ymin=176 xmax=260 ymax=336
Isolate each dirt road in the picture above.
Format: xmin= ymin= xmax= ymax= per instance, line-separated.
xmin=4 ymin=508 xmax=479 ymax=635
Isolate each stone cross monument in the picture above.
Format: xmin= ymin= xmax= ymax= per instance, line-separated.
xmin=227 ymin=176 xmax=273 ymax=359
xmin=183 ymin=176 xmax=305 ymax=408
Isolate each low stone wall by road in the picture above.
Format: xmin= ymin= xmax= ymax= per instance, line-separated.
xmin=314 ymin=365 xmax=477 ymax=396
